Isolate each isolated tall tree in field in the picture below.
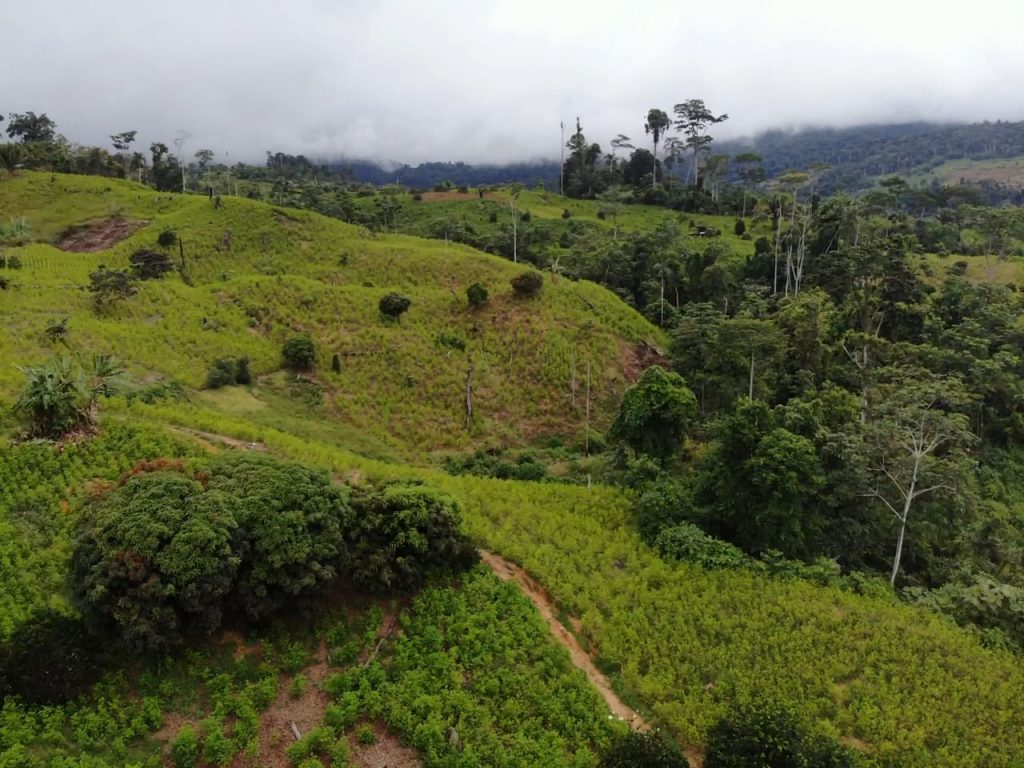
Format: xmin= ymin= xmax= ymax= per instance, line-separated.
xmin=644 ymin=108 xmax=671 ymax=189
xmin=863 ymin=373 xmax=976 ymax=585
xmin=673 ymin=99 xmax=729 ymax=186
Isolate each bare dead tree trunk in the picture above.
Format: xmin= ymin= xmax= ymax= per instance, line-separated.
xmin=465 ymin=358 xmax=474 ymax=429
xmin=570 ymin=349 xmax=577 ymax=408
xmin=585 ymin=360 xmax=591 ymax=456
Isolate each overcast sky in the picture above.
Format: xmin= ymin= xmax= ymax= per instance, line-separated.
xmin=3 ymin=0 xmax=1023 ymax=164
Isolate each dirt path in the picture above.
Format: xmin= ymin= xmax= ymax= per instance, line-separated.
xmin=169 ymin=426 xmax=267 ymax=452
xmin=478 ymin=549 xmax=649 ymax=731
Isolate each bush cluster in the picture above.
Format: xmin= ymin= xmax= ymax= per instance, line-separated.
xmin=71 ymin=454 xmax=475 ymax=652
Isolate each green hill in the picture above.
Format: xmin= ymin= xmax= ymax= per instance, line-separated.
xmin=0 ymin=172 xmax=665 ymax=460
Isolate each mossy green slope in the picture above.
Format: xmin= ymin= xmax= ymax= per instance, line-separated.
xmin=0 ymin=172 xmax=665 ymax=459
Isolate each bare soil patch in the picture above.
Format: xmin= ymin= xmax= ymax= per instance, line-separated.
xmin=619 ymin=340 xmax=669 ymax=383
xmin=56 ymin=217 xmax=148 ymax=252
xmin=351 ymin=722 xmax=422 ymax=768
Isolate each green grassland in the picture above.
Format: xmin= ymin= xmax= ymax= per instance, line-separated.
xmin=903 ymin=155 xmax=1024 ymax=189
xmin=0 ymin=172 xmax=665 ymax=459
xmin=3 ymin=172 xmax=1024 ymax=767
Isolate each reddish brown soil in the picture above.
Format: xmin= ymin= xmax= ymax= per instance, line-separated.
xmin=619 ymin=340 xmax=669 ymax=383
xmin=351 ymin=722 xmax=422 ymax=768
xmin=56 ymin=217 xmax=148 ymax=252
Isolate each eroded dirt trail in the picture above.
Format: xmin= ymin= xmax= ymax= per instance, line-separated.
xmin=478 ymin=549 xmax=649 ymax=731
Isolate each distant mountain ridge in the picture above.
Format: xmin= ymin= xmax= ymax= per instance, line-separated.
xmin=329 ymin=120 xmax=1024 ymax=194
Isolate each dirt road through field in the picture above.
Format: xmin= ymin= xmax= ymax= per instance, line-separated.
xmin=478 ymin=549 xmax=649 ymax=730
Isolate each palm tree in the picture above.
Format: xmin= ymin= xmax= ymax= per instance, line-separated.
xmin=644 ymin=109 xmax=671 ymax=190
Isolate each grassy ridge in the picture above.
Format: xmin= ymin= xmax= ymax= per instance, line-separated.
xmin=0 ymin=172 xmax=665 ymax=457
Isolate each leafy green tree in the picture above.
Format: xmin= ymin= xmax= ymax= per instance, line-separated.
xmin=379 ymin=292 xmax=412 ymax=322
xmin=609 ymin=365 xmax=698 ymax=460
xmin=0 ymin=610 xmax=101 ymax=705
xmin=6 ymin=111 xmax=57 ymax=143
xmin=72 ymin=471 xmax=240 ymax=651
xmin=863 ymin=372 xmax=977 ymax=584
xmin=110 ymin=130 xmax=137 ymax=179
xmin=283 ymin=334 xmax=316 ymax=370
xmin=705 ymin=697 xmax=859 ymax=768
xmin=600 ymin=730 xmax=688 ymax=768
xmin=696 ymin=399 xmax=826 ymax=557
xmin=673 ymin=99 xmax=729 ymax=186
xmin=205 ymin=453 xmax=352 ymax=620
xmin=346 ymin=483 xmax=477 ymax=592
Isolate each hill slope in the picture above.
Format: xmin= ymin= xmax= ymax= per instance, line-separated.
xmin=0 ymin=172 xmax=665 ymax=459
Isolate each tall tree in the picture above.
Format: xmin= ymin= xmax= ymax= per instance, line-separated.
xmin=6 ymin=112 xmax=57 ymax=143
xmin=109 ymin=130 xmax=137 ymax=180
xmin=672 ymin=99 xmax=729 ymax=186
xmin=863 ymin=372 xmax=976 ymax=585
xmin=735 ymin=152 xmax=765 ymax=217
xmin=644 ymin=109 xmax=671 ymax=190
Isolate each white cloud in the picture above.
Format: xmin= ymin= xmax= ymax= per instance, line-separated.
xmin=3 ymin=0 xmax=1023 ymax=163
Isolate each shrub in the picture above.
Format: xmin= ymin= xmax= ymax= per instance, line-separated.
xmin=71 ymin=472 xmax=239 ymax=651
xmin=510 ymin=270 xmax=544 ymax=298
xmin=655 ymin=523 xmax=749 ymax=570
xmin=520 ymin=210 xmax=532 ymax=222
xmin=379 ymin=292 xmax=412 ymax=321
xmin=346 ymin=483 xmax=478 ymax=592
xmin=235 ymin=356 xmax=252 ymax=385
xmin=170 ymin=726 xmax=200 ymax=768
xmin=201 ymin=721 xmax=234 ymax=767
xmin=283 ymin=335 xmax=316 ymax=370
xmin=488 ymin=211 xmax=498 ymax=223
xmin=734 ymin=218 xmax=746 ymax=236
xmin=436 ymin=332 xmax=466 ymax=352
xmin=0 ymin=610 xmax=102 ymax=704
xmin=704 ymin=697 xmax=860 ymax=768
xmin=157 ymin=228 xmax=178 ymax=249
xmin=129 ymin=249 xmax=173 ymax=280
xmin=205 ymin=357 xmax=238 ymax=389
xmin=466 ymin=282 xmax=489 ymax=308
xmin=356 ymin=724 xmax=377 ymax=745
xmin=600 ymin=730 xmax=688 ymax=768
xmin=561 ymin=208 xmax=572 ymax=219
xmin=88 ymin=266 xmax=137 ymax=312
xmin=331 ymin=353 xmax=341 ymax=373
